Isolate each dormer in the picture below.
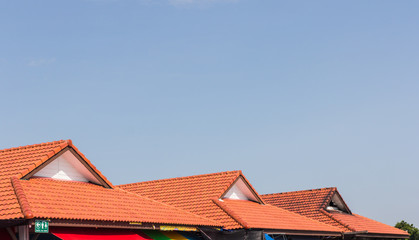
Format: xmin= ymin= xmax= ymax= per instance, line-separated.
xmin=325 ymin=191 xmax=351 ymax=214
xmin=221 ymin=176 xmax=263 ymax=203
xmin=22 ymin=146 xmax=112 ymax=188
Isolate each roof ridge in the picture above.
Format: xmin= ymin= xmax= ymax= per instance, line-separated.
xmin=18 ymin=141 xmax=70 ymax=178
xmin=68 ymin=142 xmax=114 ymax=188
xmin=319 ymin=209 xmax=354 ymax=232
xmin=119 ymin=170 xmax=242 ymax=187
xmin=115 ymin=187 xmax=219 ymax=226
xmin=262 ymin=187 xmax=336 ymax=196
xmin=0 ymin=139 xmax=68 ymax=153
xmin=212 ymin=199 xmax=248 ymax=229
xmin=267 ymin=204 xmax=344 ymax=232
xmin=10 ymin=176 xmax=34 ymax=219
xmin=15 ymin=140 xmax=114 ymax=188
xmin=217 ymin=199 xmax=342 ymax=232
xmin=319 ymin=187 xmax=337 ymax=209
xmin=231 ymin=173 xmax=265 ymax=205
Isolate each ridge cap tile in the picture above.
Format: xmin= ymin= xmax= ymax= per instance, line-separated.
xmin=120 ymin=170 xmax=241 ymax=187
xmin=0 ymin=140 xmax=66 ymax=153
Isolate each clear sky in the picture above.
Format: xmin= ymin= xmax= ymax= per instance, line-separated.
xmin=1 ymin=0 xmax=418 ymax=228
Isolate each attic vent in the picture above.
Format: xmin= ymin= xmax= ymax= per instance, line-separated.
xmin=222 ymin=177 xmax=259 ymax=202
xmin=326 ymin=201 xmax=340 ymax=211
xmin=33 ymin=150 xmax=101 ymax=184
xmin=326 ymin=194 xmax=349 ymax=213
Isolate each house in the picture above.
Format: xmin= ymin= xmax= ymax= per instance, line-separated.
xmin=261 ymin=188 xmax=409 ymax=239
xmin=0 ymin=140 xmax=409 ymax=240
xmin=0 ymin=140 xmax=219 ymax=240
xmin=119 ymin=171 xmax=343 ymax=239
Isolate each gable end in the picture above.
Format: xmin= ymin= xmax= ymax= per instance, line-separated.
xmin=22 ymin=146 xmax=112 ymax=188
xmin=325 ymin=191 xmax=351 ymax=214
xmin=221 ymin=176 xmax=263 ymax=203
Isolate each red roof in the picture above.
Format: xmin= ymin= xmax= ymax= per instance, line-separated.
xmin=13 ymin=177 xmax=217 ymax=226
xmin=120 ymin=171 xmax=243 ymax=229
xmin=0 ymin=140 xmax=218 ymax=227
xmin=120 ymin=171 xmax=341 ymax=234
xmin=262 ymin=187 xmax=349 ymax=231
xmin=215 ymin=199 xmax=341 ymax=233
xmin=331 ymin=212 xmax=409 ymax=236
xmin=0 ymin=140 xmax=70 ymax=220
xmin=262 ymin=188 xmax=408 ymax=237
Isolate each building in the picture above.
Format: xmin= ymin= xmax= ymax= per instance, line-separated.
xmin=262 ymin=188 xmax=409 ymax=239
xmin=0 ymin=140 xmax=410 ymax=240
xmin=0 ymin=140 xmax=218 ymax=240
xmin=119 ymin=170 xmax=341 ymax=235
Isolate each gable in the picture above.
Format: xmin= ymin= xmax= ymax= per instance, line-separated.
xmin=326 ymin=192 xmax=351 ymax=213
xmin=222 ymin=177 xmax=260 ymax=202
xmin=119 ymin=170 xmax=244 ymax=229
xmin=32 ymin=149 xmax=102 ymax=185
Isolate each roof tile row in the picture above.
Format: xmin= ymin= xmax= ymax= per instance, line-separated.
xmin=0 ymin=140 xmax=409 ymax=237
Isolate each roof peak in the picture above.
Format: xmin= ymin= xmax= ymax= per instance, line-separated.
xmin=262 ymin=187 xmax=337 ymax=196
xmin=120 ymin=170 xmax=242 ymax=187
xmin=0 ymin=139 xmax=71 ymax=153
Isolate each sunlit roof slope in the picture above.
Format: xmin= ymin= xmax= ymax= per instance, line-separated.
xmin=120 ymin=171 xmax=342 ymax=234
xmin=262 ymin=188 xmax=408 ymax=237
xmin=0 ymin=140 xmax=218 ymax=227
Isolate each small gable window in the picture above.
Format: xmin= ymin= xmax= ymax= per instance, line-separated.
xmin=326 ymin=194 xmax=349 ymax=213
xmin=32 ymin=150 xmax=102 ymax=184
xmin=222 ymin=177 xmax=259 ymax=202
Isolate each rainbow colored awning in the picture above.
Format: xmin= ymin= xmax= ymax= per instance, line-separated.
xmin=50 ymin=227 xmax=204 ymax=240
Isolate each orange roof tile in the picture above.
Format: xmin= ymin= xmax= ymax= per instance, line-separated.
xmin=0 ymin=140 xmax=69 ymax=220
xmin=120 ymin=171 xmax=243 ymax=229
xmin=331 ymin=212 xmax=408 ymax=236
xmin=0 ymin=140 xmax=218 ymax=227
xmin=262 ymin=188 xmax=348 ymax=231
xmin=120 ymin=171 xmax=342 ymax=234
xmin=262 ymin=188 xmax=409 ymax=237
xmin=14 ymin=178 xmax=218 ymax=226
xmin=215 ymin=199 xmax=341 ymax=233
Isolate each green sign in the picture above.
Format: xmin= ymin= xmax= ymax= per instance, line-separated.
xmin=35 ymin=220 xmax=49 ymax=233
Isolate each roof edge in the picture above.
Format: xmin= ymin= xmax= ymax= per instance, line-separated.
xmin=236 ymin=172 xmax=265 ymax=204
xmin=320 ymin=209 xmax=355 ymax=232
xmin=17 ymin=140 xmax=70 ymax=178
xmin=320 ymin=187 xmax=337 ymax=209
xmin=10 ymin=177 xmax=34 ymax=219
xmin=262 ymin=187 xmax=337 ymax=197
xmin=68 ymin=142 xmax=114 ymax=188
xmin=116 ymin=187 xmax=220 ymax=227
xmin=0 ymin=140 xmax=68 ymax=153
xmin=17 ymin=140 xmax=114 ymax=189
xmin=212 ymin=199 xmax=248 ymax=229
xmin=333 ymin=189 xmax=352 ymax=214
xmin=119 ymin=170 xmax=242 ymax=188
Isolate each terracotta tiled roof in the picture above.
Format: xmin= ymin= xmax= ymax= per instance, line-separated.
xmin=120 ymin=171 xmax=342 ymax=234
xmin=262 ymin=188 xmax=335 ymax=214
xmin=261 ymin=188 xmax=348 ymax=231
xmin=261 ymin=188 xmax=409 ymax=237
xmin=0 ymin=140 xmax=218 ymax=227
xmin=215 ymin=199 xmax=341 ymax=233
xmin=13 ymin=178 xmax=218 ymax=226
xmin=331 ymin=212 xmax=408 ymax=236
xmin=120 ymin=171 xmax=243 ymax=229
xmin=0 ymin=140 xmax=69 ymax=220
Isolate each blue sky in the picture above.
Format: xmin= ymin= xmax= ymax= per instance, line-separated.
xmin=1 ymin=0 xmax=418 ymax=228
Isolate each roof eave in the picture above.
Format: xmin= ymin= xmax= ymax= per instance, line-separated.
xmin=263 ymin=229 xmax=342 ymax=237
xmin=349 ymin=233 xmax=410 ymax=239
